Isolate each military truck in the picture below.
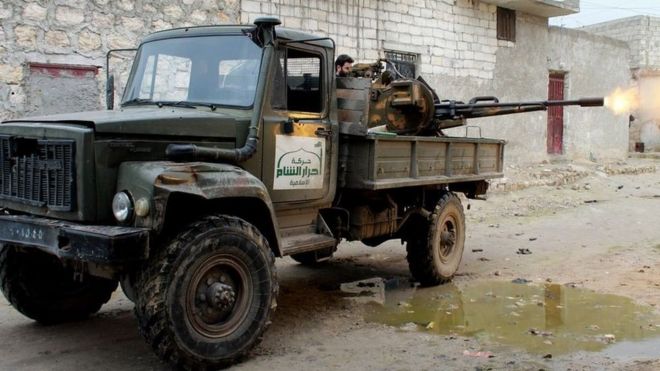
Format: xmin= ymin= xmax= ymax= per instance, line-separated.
xmin=0 ymin=18 xmax=602 ymax=369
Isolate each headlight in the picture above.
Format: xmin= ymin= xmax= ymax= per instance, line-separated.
xmin=112 ymin=191 xmax=134 ymax=222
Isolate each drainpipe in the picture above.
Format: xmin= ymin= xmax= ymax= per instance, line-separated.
xmin=166 ymin=17 xmax=281 ymax=163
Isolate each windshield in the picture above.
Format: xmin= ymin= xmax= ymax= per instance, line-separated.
xmin=122 ymin=35 xmax=262 ymax=108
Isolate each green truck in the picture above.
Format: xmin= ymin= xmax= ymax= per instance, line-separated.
xmin=0 ymin=18 xmax=601 ymax=369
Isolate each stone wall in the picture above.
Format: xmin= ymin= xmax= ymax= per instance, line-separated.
xmin=582 ymin=16 xmax=660 ymax=70
xmin=0 ymin=0 xmax=240 ymax=120
xmin=583 ymin=16 xmax=660 ymax=152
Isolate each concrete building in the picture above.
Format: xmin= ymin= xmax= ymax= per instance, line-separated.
xmin=0 ymin=0 xmax=630 ymax=164
xmin=583 ymin=16 xmax=660 ymax=152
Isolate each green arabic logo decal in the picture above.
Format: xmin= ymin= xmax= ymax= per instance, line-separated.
xmin=274 ymin=136 xmax=324 ymax=189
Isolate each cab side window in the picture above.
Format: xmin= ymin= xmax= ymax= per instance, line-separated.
xmin=271 ymin=48 xmax=323 ymax=113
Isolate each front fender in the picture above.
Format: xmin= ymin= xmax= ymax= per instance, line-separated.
xmin=116 ymin=161 xmax=280 ymax=254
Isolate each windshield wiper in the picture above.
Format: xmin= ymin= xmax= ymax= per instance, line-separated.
xmin=190 ymin=102 xmax=218 ymax=111
xmin=123 ymin=99 xmax=216 ymax=110
xmin=156 ymin=101 xmax=197 ymax=109
xmin=122 ymin=98 xmax=156 ymax=107
xmin=162 ymin=101 xmax=221 ymax=111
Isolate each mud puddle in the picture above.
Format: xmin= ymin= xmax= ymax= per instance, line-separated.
xmin=363 ymin=280 xmax=660 ymax=356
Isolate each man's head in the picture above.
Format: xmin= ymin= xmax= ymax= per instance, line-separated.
xmin=335 ymin=54 xmax=354 ymax=77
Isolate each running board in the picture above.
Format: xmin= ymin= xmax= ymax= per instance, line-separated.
xmin=280 ymin=233 xmax=336 ymax=256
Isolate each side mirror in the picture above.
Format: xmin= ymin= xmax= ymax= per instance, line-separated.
xmin=106 ymin=74 xmax=114 ymax=110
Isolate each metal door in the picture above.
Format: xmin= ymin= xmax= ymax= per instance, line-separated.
xmin=261 ymin=46 xmax=334 ymax=205
xmin=547 ymin=73 xmax=565 ymax=154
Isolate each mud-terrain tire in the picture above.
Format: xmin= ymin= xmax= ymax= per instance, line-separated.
xmin=406 ymin=192 xmax=465 ymax=286
xmin=290 ymin=248 xmax=334 ymax=266
xmin=134 ymin=215 xmax=278 ymax=370
xmin=0 ymin=246 xmax=117 ymax=324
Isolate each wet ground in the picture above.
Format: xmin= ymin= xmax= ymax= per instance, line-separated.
xmin=365 ymin=280 xmax=660 ymax=357
xmin=0 ymin=159 xmax=659 ymax=370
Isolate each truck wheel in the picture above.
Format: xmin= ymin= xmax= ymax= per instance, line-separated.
xmin=0 ymin=246 xmax=117 ymax=324
xmin=406 ymin=192 xmax=465 ymax=286
xmin=134 ymin=215 xmax=277 ymax=370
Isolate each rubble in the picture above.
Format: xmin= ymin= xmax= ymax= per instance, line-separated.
xmin=490 ymin=159 xmax=656 ymax=193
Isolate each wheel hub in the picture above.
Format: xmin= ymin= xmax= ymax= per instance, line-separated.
xmin=195 ymin=273 xmax=238 ymax=322
xmin=440 ymin=229 xmax=455 ymax=246
xmin=205 ymin=282 xmax=237 ymax=314
xmin=438 ymin=220 xmax=457 ymax=258
xmin=186 ymin=255 xmax=252 ymax=338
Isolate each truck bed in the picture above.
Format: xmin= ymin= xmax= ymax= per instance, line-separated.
xmin=338 ymin=133 xmax=505 ymax=190
xmin=335 ymin=77 xmax=504 ymax=190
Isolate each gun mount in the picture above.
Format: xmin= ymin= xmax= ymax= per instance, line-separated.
xmin=349 ymin=60 xmax=604 ymax=135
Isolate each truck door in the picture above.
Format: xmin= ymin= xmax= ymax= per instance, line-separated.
xmin=261 ymin=45 xmax=335 ymax=205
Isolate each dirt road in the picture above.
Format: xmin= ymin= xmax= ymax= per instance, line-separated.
xmin=0 ymin=159 xmax=658 ymax=371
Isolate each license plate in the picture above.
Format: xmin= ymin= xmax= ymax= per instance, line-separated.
xmin=7 ymin=225 xmax=46 ymax=242
xmin=0 ymin=221 xmax=53 ymax=249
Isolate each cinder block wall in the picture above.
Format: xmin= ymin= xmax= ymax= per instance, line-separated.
xmin=242 ymin=0 xmax=500 ymax=81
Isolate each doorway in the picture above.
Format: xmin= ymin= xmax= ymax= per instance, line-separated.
xmin=547 ymin=73 xmax=565 ymax=154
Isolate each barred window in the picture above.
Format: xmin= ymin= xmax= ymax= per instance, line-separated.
xmin=497 ymin=7 xmax=516 ymax=42
xmin=384 ymin=51 xmax=417 ymax=79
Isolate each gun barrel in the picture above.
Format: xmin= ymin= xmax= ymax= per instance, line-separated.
xmin=434 ymin=96 xmax=605 ymax=121
xmin=547 ymin=97 xmax=604 ymax=107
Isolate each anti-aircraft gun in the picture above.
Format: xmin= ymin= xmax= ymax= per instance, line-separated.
xmin=350 ymin=60 xmax=604 ymax=135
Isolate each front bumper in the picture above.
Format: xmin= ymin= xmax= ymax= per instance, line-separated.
xmin=0 ymin=214 xmax=149 ymax=264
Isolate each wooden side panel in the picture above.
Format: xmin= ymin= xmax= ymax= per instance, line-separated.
xmin=374 ymin=140 xmax=411 ymax=180
xmin=417 ymin=141 xmax=448 ymax=177
xmin=449 ymin=142 xmax=477 ymax=175
xmin=336 ymin=77 xmax=370 ymax=128
xmin=340 ymin=136 xmax=373 ymax=187
xmin=340 ymin=135 xmax=505 ymax=190
xmin=478 ymin=143 xmax=501 ymax=174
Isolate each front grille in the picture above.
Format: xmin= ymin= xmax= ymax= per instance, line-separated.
xmin=0 ymin=136 xmax=76 ymax=211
